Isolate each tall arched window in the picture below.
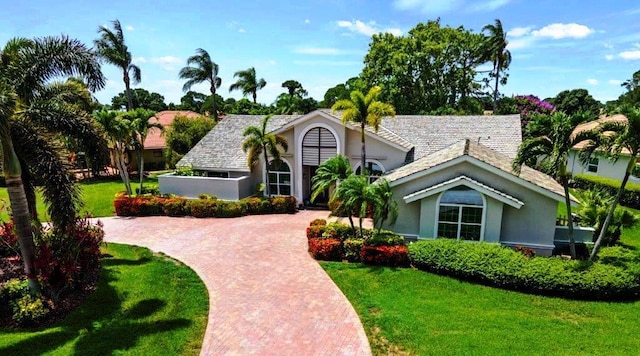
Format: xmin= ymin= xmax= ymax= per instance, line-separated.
xmin=268 ymin=160 xmax=291 ymax=196
xmin=355 ymin=161 xmax=384 ymax=183
xmin=437 ymin=186 xmax=484 ymax=241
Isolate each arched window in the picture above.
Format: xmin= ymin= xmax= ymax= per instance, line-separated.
xmin=437 ymin=186 xmax=484 ymax=241
xmin=355 ymin=161 xmax=384 ymax=183
xmin=268 ymin=160 xmax=291 ymax=196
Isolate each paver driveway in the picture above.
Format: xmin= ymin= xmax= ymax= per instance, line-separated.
xmin=99 ymin=210 xmax=371 ymax=356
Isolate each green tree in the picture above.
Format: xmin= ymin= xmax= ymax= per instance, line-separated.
xmin=281 ymin=80 xmax=307 ymax=97
xmin=124 ymin=108 xmax=162 ymax=193
xmin=619 ymin=70 xmax=640 ymax=106
xmin=580 ymin=106 xmax=640 ymax=260
xmin=178 ymin=91 xmax=207 ymax=113
xmin=94 ymin=110 xmax=134 ymax=195
xmin=229 ymin=98 xmax=270 ymax=115
xmin=242 ymin=115 xmax=288 ymax=196
xmin=332 ymin=86 xmax=396 ymax=175
xmin=164 ymin=115 xmax=215 ymax=167
xmin=513 ymin=112 xmax=591 ymax=259
xmin=483 ymin=19 xmax=512 ymax=112
xmin=111 ymin=88 xmax=167 ymax=111
xmin=95 ymin=19 xmax=141 ymax=111
xmin=366 ymin=178 xmax=398 ymax=234
xmin=333 ymin=174 xmax=370 ymax=237
xmin=548 ymin=89 xmax=602 ymax=117
xmin=311 ymin=154 xmax=353 ymax=203
xmin=575 ymin=189 xmax=638 ymax=246
xmin=0 ymin=36 xmax=106 ymax=292
xmin=179 ymin=48 xmax=222 ymax=120
xmin=229 ymin=67 xmax=266 ymax=103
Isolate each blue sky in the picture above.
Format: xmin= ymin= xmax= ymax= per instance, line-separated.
xmin=2 ymin=0 xmax=640 ymax=106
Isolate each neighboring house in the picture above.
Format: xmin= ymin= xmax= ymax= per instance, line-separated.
xmin=568 ymin=114 xmax=640 ymax=182
xmin=129 ymin=110 xmax=202 ymax=170
xmin=162 ymin=109 xmax=583 ymax=254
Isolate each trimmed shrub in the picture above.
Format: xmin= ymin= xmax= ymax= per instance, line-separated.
xmin=135 ymin=185 xmax=160 ymax=196
xmin=306 ymin=225 xmax=325 ymax=239
xmin=244 ymin=197 xmax=271 ymax=215
xmin=198 ymin=193 xmax=217 ymax=200
xmin=366 ymin=231 xmax=405 ymax=247
xmin=573 ymin=174 xmax=640 ymax=209
xmin=322 ymin=222 xmax=355 ymax=240
xmin=162 ymin=198 xmax=188 ymax=217
xmin=0 ymin=279 xmax=48 ymax=326
xmin=188 ymin=199 xmax=217 ymax=218
xmin=310 ymin=218 xmax=327 ymax=226
xmin=344 ymin=238 xmax=364 ymax=262
xmin=214 ymin=201 xmax=246 ymax=218
xmin=308 ymin=238 xmax=343 ymax=261
xmin=361 ymin=245 xmax=410 ymax=267
xmin=270 ymin=196 xmax=297 ymax=214
xmin=408 ymin=239 xmax=640 ymax=300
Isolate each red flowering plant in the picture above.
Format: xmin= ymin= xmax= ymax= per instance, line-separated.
xmin=360 ymin=245 xmax=410 ymax=267
xmin=308 ymin=238 xmax=343 ymax=261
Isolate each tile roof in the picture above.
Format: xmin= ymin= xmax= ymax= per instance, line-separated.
xmin=571 ymin=114 xmax=628 ymax=151
xmin=383 ymin=139 xmax=575 ymax=202
xmin=178 ymin=114 xmax=299 ymax=171
xmin=144 ymin=110 xmax=202 ymax=149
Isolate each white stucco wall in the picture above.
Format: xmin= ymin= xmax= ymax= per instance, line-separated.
xmin=159 ymin=173 xmax=253 ymax=200
xmin=567 ymin=150 xmax=638 ymax=182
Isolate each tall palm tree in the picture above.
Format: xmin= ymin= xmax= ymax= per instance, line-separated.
xmin=311 ymin=154 xmax=353 ymax=203
xmin=94 ymin=109 xmax=134 ymax=195
xmin=179 ymin=48 xmax=222 ymax=119
xmin=580 ymin=106 xmax=640 ymax=260
xmin=230 ymin=67 xmax=266 ymax=103
xmin=334 ymin=174 xmax=370 ymax=238
xmin=513 ymin=112 xmax=590 ymax=259
xmin=124 ymin=108 xmax=162 ymax=194
xmin=95 ymin=19 xmax=141 ymax=111
xmin=366 ymin=178 xmax=398 ymax=234
xmin=332 ymin=86 xmax=396 ymax=174
xmin=483 ymin=19 xmax=512 ymax=112
xmin=0 ymin=36 xmax=106 ymax=293
xmin=242 ymin=115 xmax=288 ymax=196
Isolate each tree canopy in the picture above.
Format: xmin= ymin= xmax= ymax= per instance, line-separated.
xmin=547 ymin=89 xmax=602 ymax=117
xmin=111 ymin=88 xmax=167 ymax=111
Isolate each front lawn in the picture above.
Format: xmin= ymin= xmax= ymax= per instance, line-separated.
xmin=0 ymin=243 xmax=208 ymax=355
xmin=323 ymin=262 xmax=640 ymax=355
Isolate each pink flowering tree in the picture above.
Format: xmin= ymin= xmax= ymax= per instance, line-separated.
xmin=514 ymin=95 xmax=556 ymax=133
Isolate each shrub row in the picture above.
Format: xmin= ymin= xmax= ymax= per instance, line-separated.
xmin=572 ymin=174 xmax=640 ymax=209
xmin=114 ymin=195 xmax=297 ymax=217
xmin=408 ymin=239 xmax=640 ymax=300
xmin=306 ymin=220 xmax=409 ymax=267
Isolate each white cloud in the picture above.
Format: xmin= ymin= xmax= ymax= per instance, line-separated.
xmin=393 ymin=0 xmax=462 ymax=14
xmin=151 ymin=56 xmax=182 ymax=71
xmin=469 ymin=0 xmax=512 ymax=12
xmin=532 ymin=23 xmax=594 ymax=39
xmin=507 ymin=37 xmax=536 ymax=50
xmin=609 ymin=79 xmax=622 ymax=85
xmin=304 ymin=19 xmax=310 ymax=24
xmin=620 ymin=50 xmax=640 ymax=60
xmin=269 ymin=60 xmax=277 ymax=66
xmin=294 ymin=47 xmax=341 ymax=55
xmin=125 ymin=25 xmax=134 ymax=31
xmin=587 ymin=78 xmax=599 ymax=85
xmin=605 ymin=54 xmax=614 ymax=60
xmin=603 ymin=42 xmax=614 ymax=49
xmin=337 ymin=20 xmax=401 ymax=37
xmin=238 ymin=28 xmax=246 ymax=33
xmin=132 ymin=56 xmax=146 ymax=63
xmin=508 ymin=26 xmax=532 ymax=38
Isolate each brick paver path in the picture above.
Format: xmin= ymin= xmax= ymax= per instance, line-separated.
xmin=99 ymin=211 xmax=371 ymax=355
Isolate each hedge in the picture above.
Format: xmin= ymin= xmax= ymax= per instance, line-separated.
xmin=408 ymin=239 xmax=640 ymax=300
xmin=572 ymin=174 xmax=640 ymax=209
xmin=114 ymin=195 xmax=297 ymax=217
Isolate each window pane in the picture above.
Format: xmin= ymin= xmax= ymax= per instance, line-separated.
xmin=280 ymin=185 xmax=291 ymax=195
xmin=269 ymin=185 xmax=278 ymax=195
xmin=280 ymin=173 xmax=291 ymax=184
xmin=461 ymin=207 xmax=482 ymax=224
xmin=460 ymin=224 xmax=481 ymax=241
xmin=438 ymin=223 xmax=458 ymax=239
xmin=441 ymin=187 xmax=483 ymax=206
xmin=268 ymin=173 xmax=277 ymax=182
xmin=438 ymin=206 xmax=459 ymax=222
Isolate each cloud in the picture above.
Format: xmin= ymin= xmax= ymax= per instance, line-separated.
xmin=532 ymin=23 xmax=594 ymax=39
xmin=151 ymin=56 xmax=182 ymax=71
xmin=508 ymin=26 xmax=532 ymax=38
xmin=587 ymin=78 xmax=599 ymax=85
xmin=605 ymin=54 xmax=614 ymax=60
xmin=603 ymin=42 xmax=614 ymax=49
xmin=393 ymin=0 xmax=462 ymax=14
xmin=337 ymin=20 xmax=402 ymax=37
xmin=619 ymin=50 xmax=640 ymax=60
xmin=125 ymin=25 xmax=134 ymax=31
xmin=609 ymin=79 xmax=622 ymax=85
xmin=132 ymin=56 xmax=146 ymax=63
xmin=304 ymin=19 xmax=310 ymax=24
xmin=469 ymin=0 xmax=512 ymax=12
xmin=294 ymin=47 xmax=341 ymax=55
xmin=269 ymin=60 xmax=277 ymax=66
xmin=238 ymin=28 xmax=246 ymax=33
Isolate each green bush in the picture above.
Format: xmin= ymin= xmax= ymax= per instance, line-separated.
xmin=243 ymin=197 xmax=271 ymax=215
xmin=408 ymin=239 xmax=640 ymax=300
xmin=135 ymin=185 xmax=160 ymax=196
xmin=322 ymin=222 xmax=355 ymax=240
xmin=188 ymin=199 xmax=216 ymax=218
xmin=198 ymin=193 xmax=217 ymax=200
xmin=573 ymin=174 xmax=640 ymax=209
xmin=366 ymin=231 xmax=405 ymax=246
xmin=0 ymin=279 xmax=49 ymax=326
xmin=344 ymin=238 xmax=364 ymax=262
xmin=270 ymin=196 xmax=297 ymax=214
xmin=214 ymin=201 xmax=246 ymax=218
xmin=162 ymin=198 xmax=188 ymax=217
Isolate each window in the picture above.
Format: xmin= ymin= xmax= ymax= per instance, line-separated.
xmin=587 ymin=157 xmax=598 ymax=173
xmin=355 ymin=161 xmax=384 ymax=183
xmin=437 ymin=187 xmax=484 ymax=241
xmin=268 ymin=160 xmax=291 ymax=196
xmin=152 ymin=150 xmax=163 ymax=158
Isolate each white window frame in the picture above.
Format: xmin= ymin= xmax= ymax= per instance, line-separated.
xmin=267 ymin=159 xmax=292 ymax=196
xmin=435 ymin=188 xmax=486 ymax=241
xmin=354 ymin=160 xmax=386 ymax=183
xmin=587 ymin=157 xmax=599 ymax=173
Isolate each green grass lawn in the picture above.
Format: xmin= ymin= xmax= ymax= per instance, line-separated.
xmin=0 ymin=243 xmax=208 ymax=355
xmin=323 ymin=262 xmax=640 ymax=355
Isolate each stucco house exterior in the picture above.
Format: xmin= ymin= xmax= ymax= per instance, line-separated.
xmin=161 ymin=109 xmax=585 ymax=254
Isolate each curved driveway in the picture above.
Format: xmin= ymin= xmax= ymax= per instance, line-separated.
xmin=99 ymin=211 xmax=371 ymax=356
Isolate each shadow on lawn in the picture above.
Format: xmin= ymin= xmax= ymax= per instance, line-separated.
xmin=0 ymin=254 xmax=192 ymax=356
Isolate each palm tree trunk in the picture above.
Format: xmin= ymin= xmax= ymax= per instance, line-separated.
xmin=589 ymin=158 xmax=635 ymax=261
xmin=360 ymin=122 xmax=366 ymax=176
xmin=561 ymin=175 xmax=577 ymax=259
xmin=253 ymin=91 xmax=257 ymax=104
xmin=124 ymin=73 xmax=133 ymax=111
xmin=1 ymin=135 xmax=40 ymax=293
xmin=210 ymin=87 xmax=218 ymax=120
xmin=263 ymin=147 xmax=270 ymax=196
xmin=115 ymin=145 xmax=132 ymax=195
xmin=138 ymin=146 xmax=144 ymax=195
xmin=493 ymin=63 xmax=500 ymax=112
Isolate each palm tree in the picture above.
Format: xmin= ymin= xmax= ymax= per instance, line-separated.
xmin=230 ymin=67 xmax=266 ymax=103
xmin=334 ymin=174 xmax=370 ymax=238
xmin=242 ymin=115 xmax=288 ymax=196
xmin=332 ymin=86 xmax=396 ymax=174
xmin=0 ymin=36 xmax=106 ymax=293
xmin=366 ymin=178 xmax=398 ymax=234
xmin=483 ymin=19 xmax=512 ymax=111
xmin=513 ymin=112 xmax=590 ymax=259
xmin=94 ymin=109 xmax=134 ymax=195
xmin=95 ymin=19 xmax=141 ymax=111
xmin=179 ymin=48 xmax=222 ymax=120
xmin=580 ymin=106 xmax=640 ymax=260
xmin=124 ymin=108 xmax=162 ymax=194
xmin=311 ymin=154 xmax=353 ymax=203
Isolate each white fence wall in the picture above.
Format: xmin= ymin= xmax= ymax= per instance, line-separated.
xmin=159 ymin=173 xmax=253 ymax=200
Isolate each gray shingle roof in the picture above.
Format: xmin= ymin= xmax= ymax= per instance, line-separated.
xmin=383 ymin=139 xmax=575 ymax=202
xmin=178 ymin=115 xmax=298 ymax=171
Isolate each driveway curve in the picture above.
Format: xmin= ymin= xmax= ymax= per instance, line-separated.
xmin=99 ymin=211 xmax=371 ymax=356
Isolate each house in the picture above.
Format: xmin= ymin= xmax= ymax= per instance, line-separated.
xmin=129 ymin=110 xmax=202 ymax=170
xmin=567 ymin=114 xmax=639 ymax=182
xmin=161 ymin=109 xmax=586 ymax=254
